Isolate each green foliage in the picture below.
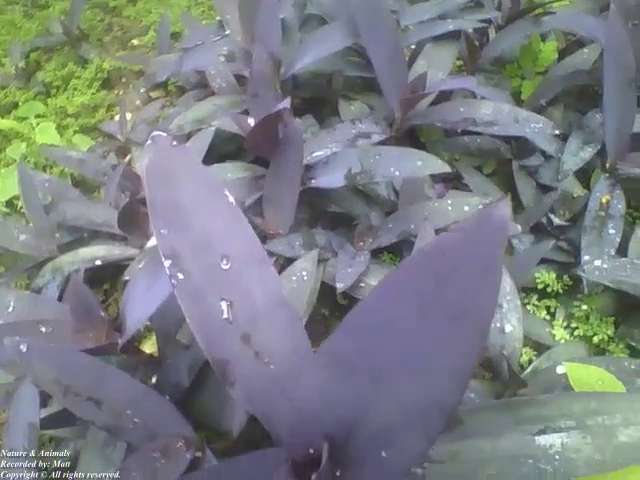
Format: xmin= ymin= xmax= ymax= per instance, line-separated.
xmin=562 ymin=362 xmax=626 ymax=393
xmin=503 ymin=33 xmax=559 ymax=102
xmin=533 ymin=269 xmax=572 ymax=295
xmin=519 ymin=345 xmax=538 ymax=369
xmin=0 ymin=0 xmax=216 ymax=209
xmin=378 ymin=251 xmax=401 ymax=266
xmin=578 ymin=465 xmax=640 ymax=480
xmin=522 ymin=270 xmax=630 ymax=356
xmin=625 ymin=207 xmax=640 ymax=225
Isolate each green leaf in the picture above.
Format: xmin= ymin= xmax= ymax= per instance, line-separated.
xmin=34 ymin=122 xmax=62 ymax=145
xmin=563 ymin=362 xmax=626 ymax=393
xmin=71 ymin=133 xmax=95 ymax=151
xmin=521 ymin=76 xmax=543 ymax=101
xmin=0 ymin=164 xmax=19 ymax=203
xmin=14 ymin=100 xmax=47 ymax=119
xmin=578 ymin=465 xmax=640 ymax=480
xmin=0 ymin=118 xmax=30 ymax=135
xmin=6 ymin=141 xmax=27 ymax=161
xmin=536 ymin=38 xmax=558 ymax=72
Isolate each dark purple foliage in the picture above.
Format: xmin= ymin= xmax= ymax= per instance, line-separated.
xmin=2 ymin=0 xmax=639 ymax=478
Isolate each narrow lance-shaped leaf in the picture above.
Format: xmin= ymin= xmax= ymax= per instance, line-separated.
xmin=283 ymin=19 xmax=357 ymax=76
xmin=0 ymin=339 xmax=196 ymax=447
xmin=581 ymin=174 xmax=625 ymax=263
xmin=347 ymin=0 xmax=408 ymax=116
xmin=144 ymin=135 xmax=315 ymax=444
xmin=306 ymin=201 xmax=511 ymax=479
xmin=407 ymin=99 xmax=562 ymax=156
xmin=3 ymin=379 xmax=39 ymax=452
xmin=18 ymin=163 xmax=55 ymax=235
xmin=119 ymin=247 xmax=173 ymax=346
xmin=262 ymin=112 xmax=304 ymax=235
xmin=603 ymin=1 xmax=637 ymax=169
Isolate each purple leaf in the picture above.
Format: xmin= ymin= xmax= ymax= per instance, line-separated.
xmin=119 ymin=436 xmax=195 ymax=480
xmin=62 ymin=272 xmax=116 ymax=347
xmin=0 ymin=339 xmax=196 ymax=447
xmin=253 ymin=0 xmax=282 ymax=59
xmin=283 ymin=19 xmax=357 ymax=76
xmin=603 ymin=1 xmax=637 ymax=168
xmin=407 ymin=99 xmax=562 ymax=156
xmin=168 ymin=95 xmax=245 ymax=135
xmin=3 ymin=379 xmax=39 ymax=452
xmin=280 ymin=249 xmax=323 ymax=324
xmin=120 ymin=247 xmax=173 ymax=346
xmin=426 ymin=75 xmax=514 ymax=104
xmin=247 ymin=45 xmax=282 ymax=121
xmin=310 ymin=201 xmax=511 ymax=479
xmin=0 ymin=217 xmax=57 ymax=258
xmin=399 ymin=0 xmax=471 ymax=26
xmin=303 ymin=119 xmax=390 ymax=165
xmin=335 ymin=245 xmax=371 ymax=292
xmin=40 ymin=146 xmax=118 ymax=184
xmin=17 ymin=163 xmax=54 ymax=235
xmin=581 ymin=174 xmax=626 ymax=263
xmin=144 ymin=135 xmax=315 ymax=443
xmin=347 ymin=0 xmax=408 ymax=116
xmin=402 ymin=19 xmax=485 ymax=47
xmin=262 ymin=112 xmax=305 ymax=235
xmin=182 ymin=448 xmax=287 ymax=480
xmin=307 ymin=146 xmax=450 ymax=189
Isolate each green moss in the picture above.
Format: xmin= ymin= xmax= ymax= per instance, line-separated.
xmin=523 ymin=270 xmax=630 ymax=356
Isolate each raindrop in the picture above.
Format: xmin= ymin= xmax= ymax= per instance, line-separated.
xmin=223 ymin=189 xmax=236 ymax=206
xmin=463 ymin=205 xmax=470 ymax=212
xmin=220 ymin=255 xmax=231 ymax=270
xmin=19 ymin=343 xmax=28 ymax=353
xmin=593 ymin=259 xmax=603 ymax=267
xmin=335 ymin=281 xmax=345 ymax=290
xmin=335 ymin=470 xmax=342 ymax=477
xmin=171 ymin=140 xmax=178 ymax=146
xmin=7 ymin=300 xmax=15 ymax=313
xmin=38 ymin=324 xmax=52 ymax=334
xmin=176 ymin=439 xmax=187 ymax=449
xmin=94 ymin=259 xmax=103 ymax=266
xmin=18 ymin=233 xmax=27 ymax=241
xmin=555 ymin=365 xmax=566 ymax=375
xmin=220 ymin=299 xmax=233 ymax=323
xmin=163 ymin=258 xmax=173 ymax=268
xmin=176 ymin=272 xmax=185 ymax=280
xmin=381 ymin=450 xmax=387 ymax=458
xmin=308 ymin=448 xmax=316 ymax=455
xmin=159 ymin=228 xmax=169 ymax=235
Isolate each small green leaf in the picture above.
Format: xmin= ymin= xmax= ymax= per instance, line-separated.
xmin=563 ymin=362 xmax=627 ymax=393
xmin=71 ymin=133 xmax=95 ymax=151
xmin=35 ymin=121 xmax=63 ymax=145
xmin=521 ymin=77 xmax=543 ymax=101
xmin=6 ymin=141 xmax=27 ymax=161
xmin=0 ymin=164 xmax=19 ymax=203
xmin=577 ymin=465 xmax=640 ymax=480
xmin=14 ymin=100 xmax=47 ymax=119
xmin=0 ymin=118 xmax=30 ymax=135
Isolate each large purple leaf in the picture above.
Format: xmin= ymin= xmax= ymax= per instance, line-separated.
xmin=307 ymin=146 xmax=451 ymax=189
xmin=283 ymin=19 xmax=357 ymax=76
xmin=262 ymin=112 xmax=304 ymax=235
xmin=347 ymin=0 xmax=408 ymax=116
xmin=0 ymin=339 xmax=196 ymax=447
xmin=119 ymin=435 xmax=195 ymax=480
xmin=398 ymin=0 xmax=471 ymax=26
xmin=309 ymin=201 xmax=511 ymax=479
xmin=407 ymin=99 xmax=562 ymax=156
xmin=247 ymin=45 xmax=282 ymax=121
xmin=603 ymin=1 xmax=637 ymax=168
xmin=402 ymin=19 xmax=485 ymax=47
xmin=144 ymin=135 xmax=315 ymax=443
xmin=182 ymin=448 xmax=288 ymax=480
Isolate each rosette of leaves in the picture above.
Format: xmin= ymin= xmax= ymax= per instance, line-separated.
xmin=2 ymin=0 xmax=640 ymax=478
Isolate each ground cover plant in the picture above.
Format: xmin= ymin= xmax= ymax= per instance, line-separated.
xmin=2 ymin=0 xmax=640 ymax=479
